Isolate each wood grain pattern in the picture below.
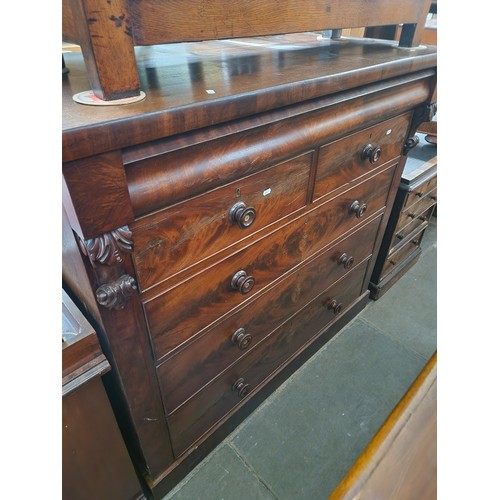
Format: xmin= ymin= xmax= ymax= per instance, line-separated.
xmin=167 ymin=261 xmax=369 ymax=457
xmin=130 ymin=153 xmax=311 ymax=287
xmin=63 ymin=151 xmax=134 ymax=239
xmin=143 ymin=164 xmax=394 ymax=360
xmin=314 ymin=113 xmax=412 ymax=201
xmin=129 ymin=0 xmax=429 ymax=45
xmin=123 ymin=78 xmax=430 ymax=216
xmin=157 ymin=215 xmax=382 ymax=414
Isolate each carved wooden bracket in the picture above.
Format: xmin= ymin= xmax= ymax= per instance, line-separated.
xmin=96 ymin=274 xmax=137 ymax=310
xmin=79 ymin=225 xmax=133 ymax=266
xmin=404 ymin=102 xmax=437 ymax=155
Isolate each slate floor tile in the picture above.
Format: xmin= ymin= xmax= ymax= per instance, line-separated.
xmin=229 ymin=319 xmax=427 ymax=499
xmin=361 ymin=220 xmax=437 ymax=360
xmin=164 ymin=443 xmax=277 ymax=500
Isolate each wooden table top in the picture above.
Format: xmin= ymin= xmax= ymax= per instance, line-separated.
xmin=62 ymin=33 xmax=437 ymax=161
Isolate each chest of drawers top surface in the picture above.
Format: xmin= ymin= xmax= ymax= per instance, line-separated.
xmin=62 ymin=33 xmax=436 ymax=162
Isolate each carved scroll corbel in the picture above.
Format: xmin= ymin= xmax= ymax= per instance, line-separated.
xmin=96 ymin=274 xmax=137 ymax=310
xmin=404 ymin=102 xmax=437 ymax=155
xmin=79 ymin=225 xmax=133 ymax=266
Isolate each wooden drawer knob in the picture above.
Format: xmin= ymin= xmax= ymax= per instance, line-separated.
xmin=231 ymin=327 xmax=253 ymax=350
xmin=337 ymin=252 xmax=355 ymax=269
xmin=349 ymin=200 xmax=367 ymax=218
xmin=230 ymin=201 xmax=257 ymax=229
xmin=327 ymin=299 xmax=343 ymax=315
xmin=361 ymin=144 xmax=382 ymax=164
xmin=430 ymin=194 xmax=437 ymax=201
xmin=231 ymin=270 xmax=255 ymax=294
xmin=232 ymin=377 xmax=250 ymax=398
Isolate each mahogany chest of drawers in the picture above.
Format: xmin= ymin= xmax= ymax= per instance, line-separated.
xmin=369 ymin=134 xmax=437 ymax=299
xmin=62 ymin=33 xmax=436 ymax=497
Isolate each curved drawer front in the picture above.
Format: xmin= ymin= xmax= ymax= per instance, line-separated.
xmin=166 ymin=260 xmax=369 ymax=457
xmin=144 ymin=164 xmax=395 ymax=361
xmin=131 ymin=152 xmax=312 ymax=291
xmin=314 ymin=113 xmax=411 ymax=202
xmin=157 ymin=214 xmax=382 ymax=414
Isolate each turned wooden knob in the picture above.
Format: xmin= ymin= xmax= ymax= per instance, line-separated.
xmin=327 ymin=299 xmax=343 ymax=315
xmin=231 ymin=328 xmax=253 ymax=350
xmin=232 ymin=377 xmax=250 ymax=398
xmin=231 ymin=270 xmax=255 ymax=294
xmin=337 ymin=252 xmax=355 ymax=269
xmin=349 ymin=200 xmax=367 ymax=218
xmin=361 ymin=144 xmax=382 ymax=164
xmin=230 ymin=201 xmax=257 ymax=229
xmin=430 ymin=194 xmax=437 ymax=201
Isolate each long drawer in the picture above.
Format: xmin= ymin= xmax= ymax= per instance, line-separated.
xmin=313 ymin=113 xmax=411 ymax=202
xmin=144 ymin=164 xmax=396 ymax=360
xmin=166 ymin=260 xmax=369 ymax=457
xmin=131 ymin=152 xmax=312 ymax=291
xmin=157 ymin=214 xmax=382 ymax=414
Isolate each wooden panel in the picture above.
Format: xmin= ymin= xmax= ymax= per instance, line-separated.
xmin=129 ymin=0 xmax=428 ymax=45
xmin=330 ymin=352 xmax=437 ymax=500
xmin=63 ymin=378 xmax=144 ymax=500
xmin=131 ymin=153 xmax=311 ymax=288
xmin=157 ymin=215 xmax=382 ymax=414
xmin=143 ymin=164 xmax=395 ymax=360
xmin=63 ymin=151 xmax=134 ymax=239
xmin=314 ymin=113 xmax=411 ymax=201
xmin=167 ymin=260 xmax=369 ymax=457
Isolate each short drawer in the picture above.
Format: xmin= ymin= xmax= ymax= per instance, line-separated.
xmin=402 ymin=175 xmax=437 ymax=212
xmin=166 ymin=260 xmax=369 ymax=457
xmin=381 ymin=227 xmax=426 ymax=278
xmin=131 ymin=152 xmax=312 ymax=291
xmin=157 ymin=215 xmax=382 ymax=414
xmin=144 ymin=164 xmax=395 ymax=361
xmin=313 ymin=113 xmax=411 ymax=201
xmin=391 ymin=205 xmax=434 ymax=249
xmin=396 ymin=187 xmax=437 ymax=234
